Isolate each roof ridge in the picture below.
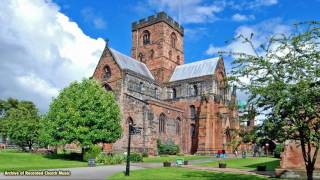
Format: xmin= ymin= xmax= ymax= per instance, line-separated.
xmin=109 ymin=48 xmax=147 ymax=66
xmin=109 ymin=47 xmax=154 ymax=80
xmin=176 ymin=57 xmax=220 ymax=68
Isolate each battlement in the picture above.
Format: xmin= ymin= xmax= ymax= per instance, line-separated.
xmin=132 ymin=11 xmax=184 ymax=35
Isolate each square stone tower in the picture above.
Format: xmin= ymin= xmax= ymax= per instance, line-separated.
xmin=131 ymin=12 xmax=184 ymax=83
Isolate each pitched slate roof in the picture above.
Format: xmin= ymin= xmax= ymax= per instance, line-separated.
xmin=109 ymin=48 xmax=154 ymax=80
xmin=169 ymin=57 xmax=220 ymax=82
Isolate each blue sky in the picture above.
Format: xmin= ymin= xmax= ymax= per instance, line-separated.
xmin=0 ymin=0 xmax=319 ymax=111
xmin=54 ymin=0 xmax=320 ymax=63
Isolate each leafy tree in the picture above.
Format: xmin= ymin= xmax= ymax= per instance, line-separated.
xmin=0 ymin=98 xmax=20 ymax=139
xmin=42 ymin=79 xmax=122 ymax=157
xmin=1 ymin=99 xmax=40 ymax=151
xmin=228 ymin=21 xmax=320 ymax=179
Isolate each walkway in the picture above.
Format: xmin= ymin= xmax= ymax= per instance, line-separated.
xmin=183 ymin=165 xmax=275 ymax=178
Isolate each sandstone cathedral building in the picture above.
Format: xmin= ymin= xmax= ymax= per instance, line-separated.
xmin=93 ymin=12 xmax=239 ymax=155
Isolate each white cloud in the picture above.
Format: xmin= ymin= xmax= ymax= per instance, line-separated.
xmin=136 ymin=0 xmax=278 ymax=24
xmin=206 ymin=19 xmax=291 ymax=56
xmin=231 ymin=13 xmax=255 ymax=22
xmin=0 ymin=0 xmax=105 ymax=111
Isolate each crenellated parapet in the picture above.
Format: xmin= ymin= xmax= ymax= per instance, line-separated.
xmin=132 ymin=11 xmax=184 ymax=36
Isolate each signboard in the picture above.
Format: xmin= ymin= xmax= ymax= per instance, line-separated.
xmin=130 ymin=126 xmax=142 ymax=135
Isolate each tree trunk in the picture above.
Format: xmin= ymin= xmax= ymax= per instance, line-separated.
xmin=306 ymin=165 xmax=314 ymax=180
xmin=28 ymin=144 xmax=32 ymax=152
xmin=82 ymin=147 xmax=86 ymax=161
xmin=299 ymin=136 xmax=315 ymax=180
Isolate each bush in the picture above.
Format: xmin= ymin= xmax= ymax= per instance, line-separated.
xmin=83 ymin=145 xmax=102 ymax=161
xmin=142 ymin=151 xmax=149 ymax=158
xmin=130 ymin=152 xmax=143 ymax=162
xmin=158 ymin=143 xmax=180 ymax=155
xmin=96 ymin=153 xmax=125 ymax=165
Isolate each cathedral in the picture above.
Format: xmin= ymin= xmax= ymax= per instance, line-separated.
xmin=93 ymin=12 xmax=239 ymax=155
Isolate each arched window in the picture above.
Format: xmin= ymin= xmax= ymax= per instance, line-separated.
xmin=190 ymin=105 xmax=196 ymax=120
xmin=127 ymin=117 xmax=133 ymax=125
xmin=176 ymin=117 xmax=181 ymax=135
xmin=190 ymin=124 xmax=196 ymax=137
xmin=104 ymin=83 xmax=112 ymax=91
xmin=193 ymin=85 xmax=198 ymax=96
xmin=168 ymin=50 xmax=172 ymax=60
xmin=177 ymin=55 xmax=180 ymax=64
xmin=159 ymin=113 xmax=166 ymax=133
xmin=138 ymin=53 xmax=144 ymax=62
xmin=143 ymin=30 xmax=150 ymax=45
xmin=139 ymin=82 xmax=144 ymax=92
xmin=103 ymin=65 xmax=111 ymax=80
xmin=150 ymin=49 xmax=154 ymax=59
xmin=154 ymin=88 xmax=158 ymax=98
xmin=172 ymin=88 xmax=177 ymax=99
xmin=171 ymin=32 xmax=177 ymax=48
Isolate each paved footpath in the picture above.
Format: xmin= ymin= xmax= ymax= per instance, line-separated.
xmin=183 ymin=165 xmax=275 ymax=178
xmin=0 ymin=156 xmax=262 ymax=180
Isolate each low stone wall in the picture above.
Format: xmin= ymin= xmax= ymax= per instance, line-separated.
xmin=277 ymin=140 xmax=320 ymax=179
xmin=276 ymin=169 xmax=320 ymax=179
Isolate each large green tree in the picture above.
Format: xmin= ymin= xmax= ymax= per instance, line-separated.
xmin=229 ymin=22 xmax=320 ymax=179
xmin=0 ymin=99 xmax=40 ymax=151
xmin=0 ymin=98 xmax=20 ymax=139
xmin=41 ymin=79 xmax=122 ymax=155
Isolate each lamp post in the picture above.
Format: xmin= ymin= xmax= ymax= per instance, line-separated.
xmin=125 ymin=123 xmax=133 ymax=176
xmin=125 ymin=123 xmax=142 ymax=176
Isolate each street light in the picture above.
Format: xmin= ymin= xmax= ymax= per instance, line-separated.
xmin=125 ymin=122 xmax=142 ymax=176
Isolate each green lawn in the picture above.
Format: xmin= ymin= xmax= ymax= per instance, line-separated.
xmin=199 ymin=157 xmax=280 ymax=171
xmin=109 ymin=167 xmax=268 ymax=180
xmin=0 ymin=150 xmax=87 ymax=172
xmin=143 ymin=155 xmax=211 ymax=163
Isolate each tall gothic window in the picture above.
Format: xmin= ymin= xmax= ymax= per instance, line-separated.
xmin=104 ymin=83 xmax=112 ymax=91
xmin=139 ymin=82 xmax=144 ymax=92
xmin=143 ymin=30 xmax=150 ymax=45
xmin=138 ymin=53 xmax=144 ymax=62
xmin=159 ymin=113 xmax=166 ymax=133
xmin=171 ymin=32 xmax=177 ymax=48
xmin=190 ymin=105 xmax=196 ymax=120
xmin=191 ymin=124 xmax=196 ymax=137
xmin=150 ymin=49 xmax=154 ymax=59
xmin=177 ymin=55 xmax=180 ymax=64
xmin=193 ymin=85 xmax=198 ymax=96
xmin=127 ymin=117 xmax=133 ymax=125
xmin=176 ymin=117 xmax=181 ymax=135
xmin=172 ymin=88 xmax=177 ymax=99
xmin=103 ymin=65 xmax=111 ymax=80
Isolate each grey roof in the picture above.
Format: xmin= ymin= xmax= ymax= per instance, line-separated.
xmin=169 ymin=57 xmax=220 ymax=82
xmin=109 ymin=48 xmax=154 ymax=80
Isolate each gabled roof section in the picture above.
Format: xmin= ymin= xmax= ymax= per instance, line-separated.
xmin=109 ymin=48 xmax=154 ymax=80
xmin=169 ymin=57 xmax=220 ymax=82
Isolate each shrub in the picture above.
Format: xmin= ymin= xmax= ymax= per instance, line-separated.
xmin=96 ymin=153 xmax=125 ymax=165
xmin=142 ymin=151 xmax=149 ymax=158
xmin=130 ymin=152 xmax=143 ymax=162
xmin=158 ymin=143 xmax=180 ymax=155
xmin=83 ymin=145 xmax=102 ymax=161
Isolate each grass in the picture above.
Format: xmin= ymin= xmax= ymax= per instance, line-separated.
xmin=199 ymin=157 xmax=280 ymax=171
xmin=108 ymin=167 xmax=268 ymax=180
xmin=143 ymin=155 xmax=211 ymax=163
xmin=0 ymin=150 xmax=87 ymax=172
